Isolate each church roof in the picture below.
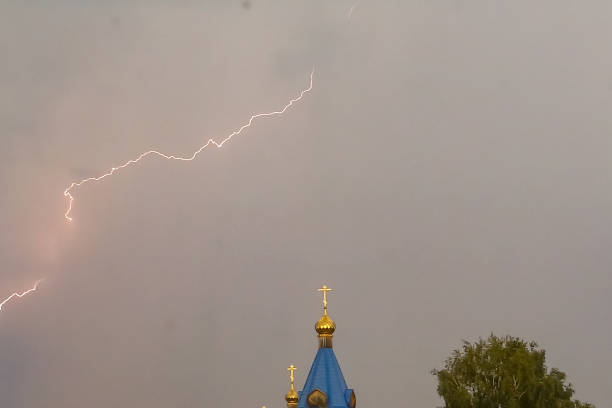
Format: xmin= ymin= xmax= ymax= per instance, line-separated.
xmin=292 ymin=286 xmax=355 ymax=408
xmin=298 ymin=347 xmax=353 ymax=408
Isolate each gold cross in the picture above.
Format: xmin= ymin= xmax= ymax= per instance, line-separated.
xmin=287 ymin=365 xmax=297 ymax=389
xmin=318 ymin=285 xmax=332 ymax=314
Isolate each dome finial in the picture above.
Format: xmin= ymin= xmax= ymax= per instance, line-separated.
xmin=317 ymin=285 xmax=332 ymax=315
xmin=285 ymin=365 xmax=299 ymax=407
xmin=315 ymin=285 xmax=336 ymax=348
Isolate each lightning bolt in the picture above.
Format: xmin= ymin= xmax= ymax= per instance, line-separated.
xmin=63 ymin=70 xmax=314 ymax=222
xmin=0 ymin=279 xmax=44 ymax=313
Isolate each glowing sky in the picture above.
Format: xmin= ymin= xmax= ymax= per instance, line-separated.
xmin=1 ymin=1 xmax=611 ymax=407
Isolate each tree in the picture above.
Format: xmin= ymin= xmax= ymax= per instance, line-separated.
xmin=432 ymin=334 xmax=594 ymax=408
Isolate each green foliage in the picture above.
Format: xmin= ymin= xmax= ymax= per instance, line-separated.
xmin=432 ymin=334 xmax=594 ymax=408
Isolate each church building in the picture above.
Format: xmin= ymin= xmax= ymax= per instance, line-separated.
xmin=283 ymin=285 xmax=356 ymax=408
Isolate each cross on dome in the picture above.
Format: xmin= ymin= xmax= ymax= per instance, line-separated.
xmin=317 ymin=285 xmax=332 ymax=314
xmin=287 ymin=365 xmax=297 ymax=389
xmin=285 ymin=364 xmax=299 ymax=407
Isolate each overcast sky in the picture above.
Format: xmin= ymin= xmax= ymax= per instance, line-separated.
xmin=1 ymin=1 xmax=610 ymax=407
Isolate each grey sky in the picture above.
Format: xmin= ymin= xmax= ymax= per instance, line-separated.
xmin=1 ymin=1 xmax=610 ymax=407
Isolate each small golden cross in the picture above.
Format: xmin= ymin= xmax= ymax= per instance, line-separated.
xmin=318 ymin=285 xmax=332 ymax=314
xmin=288 ymin=365 xmax=297 ymax=389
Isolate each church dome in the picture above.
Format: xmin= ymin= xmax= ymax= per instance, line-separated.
xmin=285 ymin=388 xmax=299 ymax=404
xmin=285 ymin=364 xmax=299 ymax=408
xmin=315 ymin=313 xmax=336 ymax=336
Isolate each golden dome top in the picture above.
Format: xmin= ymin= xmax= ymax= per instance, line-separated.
xmin=285 ymin=388 xmax=299 ymax=403
xmin=315 ymin=285 xmax=336 ymax=337
xmin=315 ymin=313 xmax=336 ymax=336
xmin=285 ymin=365 xmax=299 ymax=407
xmin=315 ymin=285 xmax=336 ymax=349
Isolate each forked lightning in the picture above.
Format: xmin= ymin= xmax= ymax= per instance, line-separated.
xmin=2 ymin=71 xmax=313 ymax=316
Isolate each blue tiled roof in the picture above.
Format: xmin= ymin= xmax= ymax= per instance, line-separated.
xmin=298 ymin=348 xmax=352 ymax=408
